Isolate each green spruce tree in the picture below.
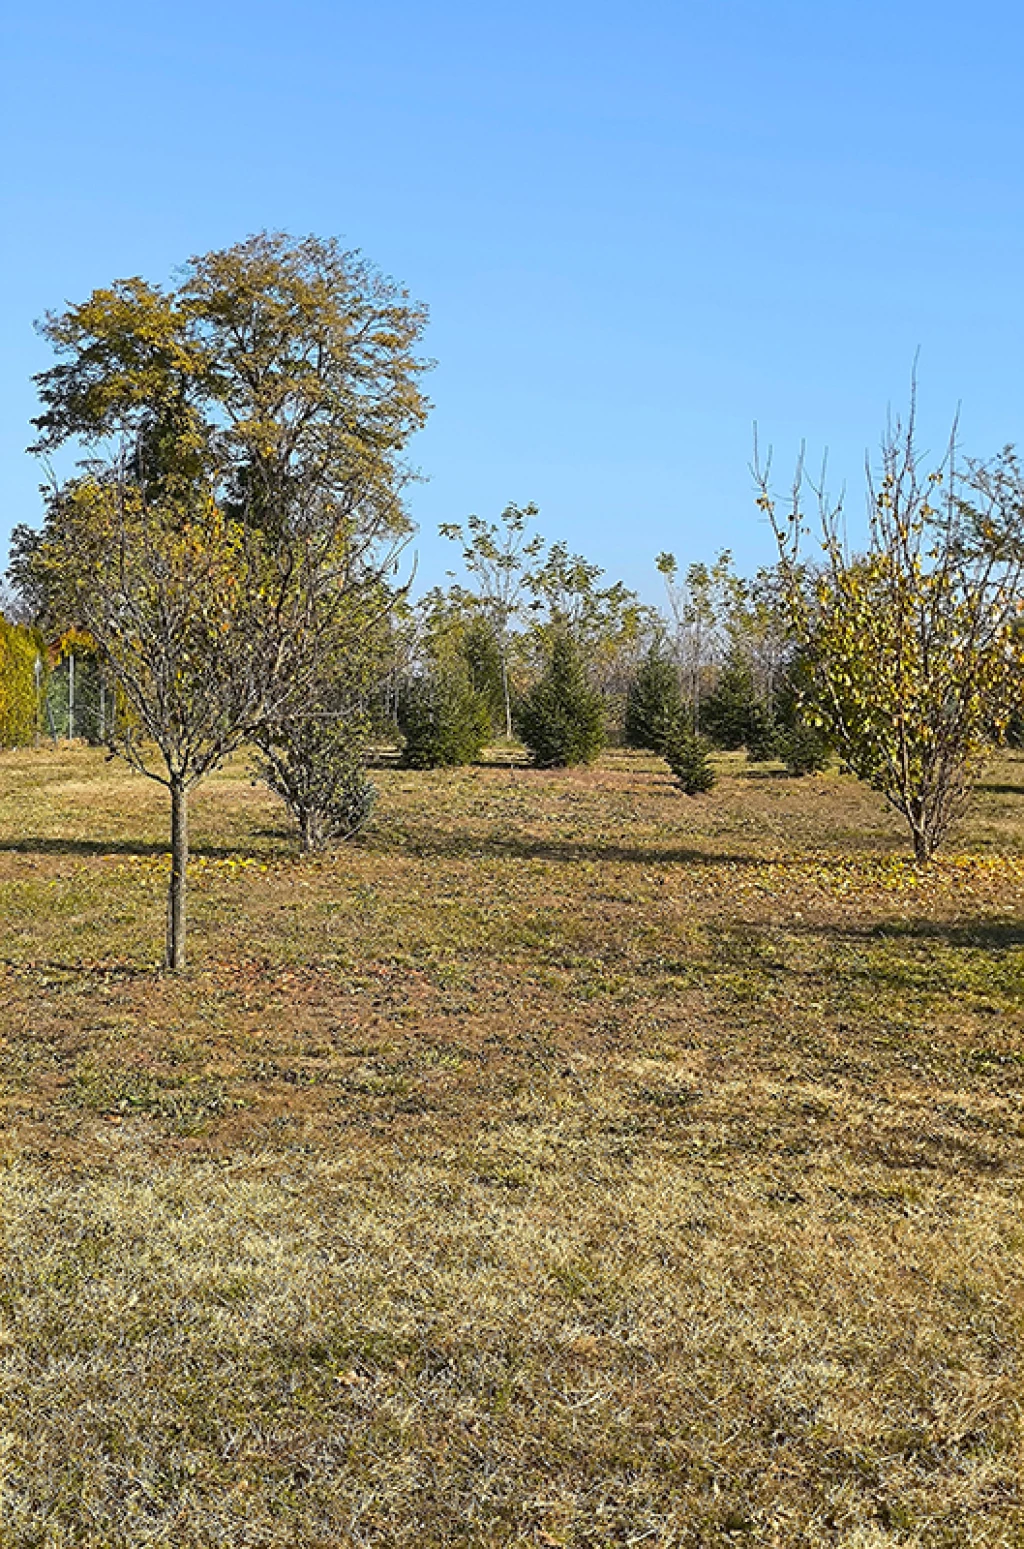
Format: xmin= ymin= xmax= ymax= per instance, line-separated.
xmin=624 ymin=643 xmax=684 ymax=752
xmin=663 ymin=723 xmax=717 ymax=794
xmin=398 ymin=665 xmax=492 ymax=768
xmin=517 ymin=632 xmax=605 ymax=767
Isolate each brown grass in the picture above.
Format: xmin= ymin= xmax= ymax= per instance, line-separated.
xmin=0 ymin=745 xmax=1020 ymax=1546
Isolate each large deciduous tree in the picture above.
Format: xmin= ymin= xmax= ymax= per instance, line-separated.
xmin=14 ymin=232 xmax=429 ymax=966
xmin=756 ymin=404 xmax=1024 ymax=861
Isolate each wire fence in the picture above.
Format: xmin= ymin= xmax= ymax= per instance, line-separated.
xmin=0 ymin=619 xmax=110 ymax=749
xmin=42 ymin=653 xmax=109 ymax=744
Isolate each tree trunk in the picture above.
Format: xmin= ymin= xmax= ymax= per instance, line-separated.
xmin=166 ymin=777 xmax=188 ymax=971
xmin=501 ymin=653 xmax=513 ymax=741
xmin=299 ymin=808 xmax=323 ymax=853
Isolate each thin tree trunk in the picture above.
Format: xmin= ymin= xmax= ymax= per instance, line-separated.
xmin=166 ymin=776 xmax=188 ymax=971
xmin=501 ymin=654 xmax=513 ymax=740
xmin=33 ymin=655 xmax=42 ymax=746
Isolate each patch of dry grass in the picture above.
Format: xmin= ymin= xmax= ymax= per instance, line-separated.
xmin=0 ymin=745 xmax=1021 ymax=1546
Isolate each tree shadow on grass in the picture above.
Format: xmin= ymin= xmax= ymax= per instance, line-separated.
xmin=785 ymin=914 xmax=1024 ymax=952
xmin=738 ymin=766 xmax=795 ymax=781
xmin=836 ymin=917 xmax=1024 ymax=951
xmin=0 ymin=955 xmax=159 ymax=981
xmin=0 ymin=836 xmax=249 ymax=861
xmin=386 ymin=830 xmax=767 ymax=868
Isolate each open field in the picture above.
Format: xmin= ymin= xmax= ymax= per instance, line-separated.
xmin=0 ymin=744 xmax=1021 ymax=1547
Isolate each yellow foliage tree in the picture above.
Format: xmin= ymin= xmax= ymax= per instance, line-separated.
xmin=756 ymin=404 xmax=1024 ymax=861
xmin=14 ymin=233 xmax=429 ymax=968
xmin=0 ymin=618 xmax=42 ymax=747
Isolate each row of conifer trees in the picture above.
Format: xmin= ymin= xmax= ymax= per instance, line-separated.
xmin=0 ymin=603 xmax=827 ymax=793
xmin=388 ymin=623 xmax=828 ymax=794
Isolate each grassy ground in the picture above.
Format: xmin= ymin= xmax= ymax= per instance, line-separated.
xmin=0 ymin=744 xmax=1020 ymax=1547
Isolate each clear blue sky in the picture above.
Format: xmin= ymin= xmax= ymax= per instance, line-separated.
xmin=2 ymin=0 xmax=1023 ymax=602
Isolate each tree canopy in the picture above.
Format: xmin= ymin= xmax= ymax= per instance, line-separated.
xmin=15 ymin=232 xmax=430 ymax=966
xmin=758 ymin=406 xmax=1024 ymax=860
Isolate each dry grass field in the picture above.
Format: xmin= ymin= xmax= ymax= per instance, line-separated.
xmin=0 ymin=743 xmax=1021 ymax=1547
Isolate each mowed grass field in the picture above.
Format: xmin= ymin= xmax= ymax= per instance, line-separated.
xmin=0 ymin=744 xmax=1021 ymax=1548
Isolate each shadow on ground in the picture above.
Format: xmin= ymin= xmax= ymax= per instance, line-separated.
xmin=0 ymin=836 xmax=247 ymax=861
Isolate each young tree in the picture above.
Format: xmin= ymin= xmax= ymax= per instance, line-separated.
xmin=517 ymin=631 xmax=606 ymax=767
xmin=663 ymin=724 xmax=717 ymax=794
xmin=398 ymin=666 xmax=492 ymax=768
xmin=699 ymin=648 xmax=758 ymax=750
xmin=756 ymin=405 xmax=1024 ymax=860
xmin=394 ymin=586 xmax=498 ymax=767
xmin=438 ymin=503 xmax=546 ymax=739
xmin=655 ymin=550 xmax=738 ymax=731
xmin=415 ymin=585 xmax=507 ymax=733
xmin=624 ymin=641 xmax=685 ymax=752
xmin=15 ymin=233 xmax=429 ymax=966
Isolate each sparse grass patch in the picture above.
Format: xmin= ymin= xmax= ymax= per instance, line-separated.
xmin=0 ymin=743 xmax=1021 ymax=1545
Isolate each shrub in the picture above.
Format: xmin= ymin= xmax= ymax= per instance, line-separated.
xmin=663 ymin=724 xmax=716 ymax=794
xmin=255 ymin=715 xmax=376 ymax=852
xmin=398 ymin=668 xmax=491 ymax=768
xmin=517 ymin=633 xmax=606 ymax=767
xmin=779 ymin=719 xmax=831 ymax=777
xmin=624 ymin=645 xmax=684 ymax=752
xmin=745 ymin=702 xmax=782 ymax=763
xmin=773 ymin=663 xmax=832 ymax=776
xmin=461 ymin=615 xmax=507 ymax=736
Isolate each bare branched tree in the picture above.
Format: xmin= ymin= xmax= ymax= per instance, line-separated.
xmin=13 ymin=233 xmax=430 ymax=966
xmin=755 ymin=398 xmax=1024 ymax=860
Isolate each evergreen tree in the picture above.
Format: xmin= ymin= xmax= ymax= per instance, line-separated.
xmin=773 ymin=661 xmax=831 ymax=775
xmin=461 ymin=614 xmax=507 ymax=735
xmin=744 ymin=701 xmax=783 ymax=763
xmin=778 ymin=718 xmax=831 ymax=777
xmin=624 ymin=644 xmax=684 ymax=751
xmin=700 ymin=650 xmax=758 ymax=749
xmin=663 ymin=723 xmax=716 ymax=794
xmin=398 ymin=665 xmax=491 ymax=768
xmin=517 ymin=633 xmax=605 ymax=767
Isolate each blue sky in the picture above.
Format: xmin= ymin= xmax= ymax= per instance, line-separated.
xmin=2 ymin=0 xmax=1022 ymax=603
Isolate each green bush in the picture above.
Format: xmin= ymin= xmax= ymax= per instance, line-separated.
xmin=773 ymin=660 xmax=832 ymax=776
xmin=398 ymin=668 xmax=491 ymax=768
xmin=624 ymin=645 xmax=684 ymax=752
xmin=663 ymin=724 xmax=716 ymax=794
xmin=255 ymin=715 xmax=377 ymax=852
xmin=461 ymin=615 xmax=507 ymax=735
xmin=744 ymin=702 xmax=782 ymax=763
xmin=779 ymin=719 xmax=831 ymax=777
xmin=517 ymin=633 xmax=605 ymax=768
